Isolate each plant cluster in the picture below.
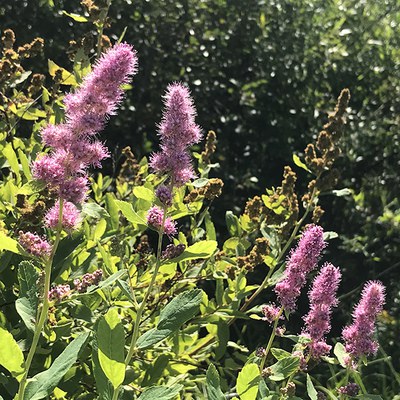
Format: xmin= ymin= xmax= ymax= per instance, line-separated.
xmin=0 ymin=5 xmax=398 ymax=400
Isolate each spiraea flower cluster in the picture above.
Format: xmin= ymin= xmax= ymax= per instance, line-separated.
xmin=19 ymin=231 xmax=52 ymax=258
xmin=338 ymin=383 xmax=359 ymax=397
xmin=275 ymin=225 xmax=326 ymax=311
xmin=45 ymin=200 xmax=81 ymax=231
xmin=48 ymin=284 xmax=71 ymax=302
xmin=146 ymin=206 xmax=177 ymax=237
xmin=261 ymin=304 xmax=282 ymax=324
xmin=342 ymin=281 xmax=385 ymax=359
xmin=74 ymin=269 xmax=103 ymax=293
xmin=33 ymin=43 xmax=138 ymax=226
xmin=302 ymin=263 xmax=341 ymax=358
xmin=150 ymin=82 xmax=202 ymax=187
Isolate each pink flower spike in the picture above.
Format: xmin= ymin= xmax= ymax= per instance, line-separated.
xmin=45 ymin=201 xmax=81 ymax=231
xmin=302 ymin=262 xmax=341 ymax=359
xmin=150 ymin=82 xmax=202 ymax=187
xmin=275 ymin=225 xmax=326 ymax=312
xmin=342 ymin=281 xmax=386 ymax=359
xmin=33 ymin=43 xmax=138 ymax=207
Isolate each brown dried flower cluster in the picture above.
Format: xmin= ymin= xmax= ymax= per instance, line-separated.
xmin=303 ymin=89 xmax=351 ymax=203
xmin=184 ymin=178 xmax=224 ymax=203
xmin=244 ymin=166 xmax=298 ymax=236
xmin=134 ymin=235 xmax=152 ymax=269
xmin=0 ymin=29 xmax=45 ymax=105
xmin=237 ymin=237 xmax=269 ymax=271
xmin=117 ymin=146 xmax=143 ymax=186
xmin=82 ymin=0 xmax=109 ymax=23
xmin=201 ymin=130 xmax=217 ymax=165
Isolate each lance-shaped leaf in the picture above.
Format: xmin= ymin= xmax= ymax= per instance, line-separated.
xmin=137 ymin=289 xmax=203 ymax=349
xmin=206 ymin=364 xmax=225 ymax=400
xmin=97 ymin=308 xmax=125 ymax=389
xmin=24 ymin=332 xmax=89 ymax=400
xmin=15 ymin=261 xmax=39 ymax=332
xmin=138 ymin=384 xmax=183 ymax=400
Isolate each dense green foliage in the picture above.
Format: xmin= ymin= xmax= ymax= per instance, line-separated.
xmin=0 ymin=0 xmax=399 ymax=399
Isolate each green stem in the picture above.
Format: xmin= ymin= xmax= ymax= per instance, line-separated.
xmin=96 ymin=0 xmax=112 ymax=59
xmin=17 ymin=198 xmax=64 ymax=400
xmin=112 ymin=208 xmax=166 ymax=400
xmin=259 ymin=308 xmax=283 ymax=372
xmin=240 ymin=185 xmax=316 ymax=313
xmin=352 ymin=370 xmax=367 ymax=394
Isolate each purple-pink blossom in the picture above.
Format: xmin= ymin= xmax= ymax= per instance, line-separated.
xmin=261 ymin=304 xmax=282 ymax=324
xmin=342 ymin=281 xmax=385 ymax=359
xmin=48 ymin=284 xmax=71 ymax=302
xmin=155 ymin=185 xmax=173 ymax=206
xmin=33 ymin=43 xmax=138 ymax=214
xmin=146 ymin=205 xmax=177 ymax=237
xmin=275 ymin=225 xmax=326 ymax=312
xmin=19 ymin=231 xmax=52 ymax=258
xmin=302 ymin=264 xmax=341 ymax=358
xmin=74 ymin=269 xmax=103 ymax=293
xmin=45 ymin=201 xmax=81 ymax=231
xmin=150 ymin=83 xmax=202 ymax=187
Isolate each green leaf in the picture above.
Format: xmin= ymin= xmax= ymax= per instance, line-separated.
xmin=138 ymin=384 xmax=183 ymax=400
xmin=271 ymin=348 xmax=291 ymax=361
xmin=226 ymin=211 xmax=242 ymax=236
xmin=357 ymin=396 xmax=383 ymax=400
xmin=0 ymin=326 xmax=25 ymax=380
xmin=17 ymin=148 xmax=32 ymax=180
xmin=136 ymin=327 xmax=171 ymax=350
xmin=81 ymin=202 xmax=110 ymax=219
xmin=268 ymin=357 xmax=300 ymax=381
xmin=166 ymin=240 xmax=217 ymax=263
xmin=16 ymin=261 xmax=39 ymax=331
xmin=62 ymin=11 xmax=88 ymax=22
xmin=141 ymin=354 xmax=171 ymax=386
xmin=3 ymin=143 xmax=21 ymax=182
xmin=323 ymin=231 xmax=338 ymax=241
xmin=114 ymin=199 xmax=147 ymax=226
xmin=333 ymin=342 xmax=348 ymax=368
xmin=137 ymin=289 xmax=203 ymax=349
xmin=48 ymin=59 xmax=77 ymax=86
xmin=293 ymin=154 xmax=311 ymax=172
xmin=97 ymin=308 xmax=125 ymax=389
xmin=0 ymin=233 xmax=21 ymax=254
xmin=215 ymin=321 xmax=229 ymax=361
xmin=158 ymin=289 xmax=203 ymax=329
xmin=192 ymin=178 xmax=209 ymax=188
xmin=206 ymin=364 xmax=225 ymax=400
xmin=133 ymin=186 xmax=155 ymax=202
xmin=237 ymin=363 xmax=260 ymax=400
xmin=92 ymin=335 xmax=113 ymax=400
xmin=85 ymin=269 xmax=127 ymax=294
xmin=306 ymin=374 xmax=318 ymax=400
xmin=257 ymin=380 xmax=270 ymax=398
xmin=24 ymin=332 xmax=89 ymax=400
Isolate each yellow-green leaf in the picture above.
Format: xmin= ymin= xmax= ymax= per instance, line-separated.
xmin=97 ymin=308 xmax=125 ymax=389
xmin=293 ymin=153 xmax=311 ymax=173
xmin=237 ymin=363 xmax=259 ymax=400
xmin=0 ymin=232 xmax=21 ymax=254
xmin=0 ymin=326 xmax=25 ymax=380
xmin=48 ymin=59 xmax=77 ymax=86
